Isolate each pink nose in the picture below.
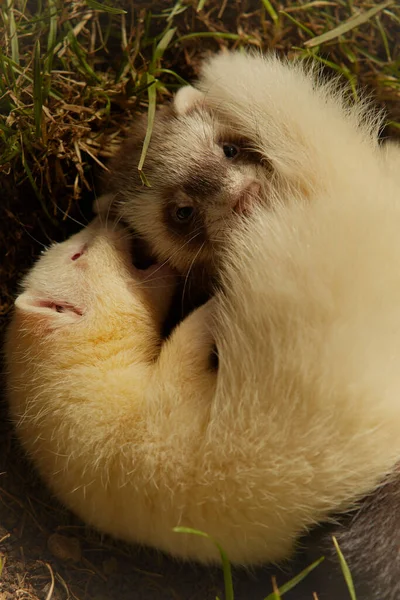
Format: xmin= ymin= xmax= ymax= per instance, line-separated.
xmin=71 ymin=243 xmax=88 ymax=261
xmin=233 ymin=181 xmax=261 ymax=215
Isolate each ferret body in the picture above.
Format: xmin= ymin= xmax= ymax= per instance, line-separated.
xmin=194 ymin=53 xmax=400 ymax=597
xmin=6 ymin=148 xmax=400 ymax=571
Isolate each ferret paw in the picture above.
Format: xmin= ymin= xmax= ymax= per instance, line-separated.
xmin=158 ymin=298 xmax=218 ymax=377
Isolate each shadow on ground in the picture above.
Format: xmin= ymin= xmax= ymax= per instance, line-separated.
xmin=0 ymin=420 xmax=353 ymax=600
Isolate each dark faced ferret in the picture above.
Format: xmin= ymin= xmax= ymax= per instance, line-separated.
xmin=97 ymin=51 xmax=388 ymax=287
xmin=98 ymin=86 xmax=265 ymax=280
xmin=6 ymin=143 xmax=400 ymax=569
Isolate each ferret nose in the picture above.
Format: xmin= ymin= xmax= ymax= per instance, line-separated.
xmin=71 ymin=244 xmax=88 ymax=261
xmin=233 ymin=181 xmax=261 ymax=215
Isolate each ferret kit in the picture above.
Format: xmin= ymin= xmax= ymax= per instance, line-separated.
xmin=98 ymin=53 xmax=387 ymax=286
xmin=5 ymin=52 xmax=400 ymax=599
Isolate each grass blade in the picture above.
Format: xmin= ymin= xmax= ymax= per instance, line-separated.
xmin=263 ymin=557 xmax=325 ymax=600
xmin=375 ymin=16 xmax=391 ymax=62
xmin=383 ymin=9 xmax=400 ymax=26
xmin=176 ymin=31 xmax=252 ymax=42
xmin=47 ymin=0 xmax=58 ymax=53
xmin=0 ymin=554 xmax=6 ymax=577
xmin=43 ymin=0 xmax=58 ymax=100
xmin=150 ymin=26 xmax=176 ymax=73
xmin=332 ymin=537 xmax=357 ymax=600
xmin=283 ymin=2 xmax=340 ymax=11
xmin=165 ymin=1 xmax=188 ymax=22
xmin=137 ymin=73 xmax=157 ymax=182
xmin=85 ymin=0 xmax=127 ymax=14
xmin=262 ymin=0 xmax=279 ymax=24
xmin=173 ymin=527 xmax=234 ymax=600
xmin=33 ymin=39 xmax=43 ymax=138
xmin=197 ymin=0 xmax=207 ymax=11
xmin=280 ymin=11 xmax=315 ymax=37
xmin=155 ymin=68 xmax=189 ymax=86
xmin=0 ymin=47 xmax=14 ymax=89
xmin=20 ymin=143 xmax=52 ymax=221
xmin=67 ymin=28 xmax=102 ymax=83
xmin=6 ymin=0 xmax=19 ymax=65
xmin=304 ymin=0 xmax=394 ymax=47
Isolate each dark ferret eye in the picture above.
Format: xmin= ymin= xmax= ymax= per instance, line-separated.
xmin=174 ymin=206 xmax=195 ymax=222
xmin=223 ymin=144 xmax=239 ymax=159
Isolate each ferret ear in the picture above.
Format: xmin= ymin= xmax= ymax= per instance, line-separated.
xmin=173 ymin=86 xmax=205 ymax=115
xmin=15 ymin=292 xmax=83 ymax=327
xmin=92 ymin=193 xmax=114 ymax=215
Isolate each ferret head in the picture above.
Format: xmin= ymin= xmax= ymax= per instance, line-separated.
xmin=10 ymin=221 xmax=175 ymax=364
xmin=99 ymin=87 xmax=270 ymax=276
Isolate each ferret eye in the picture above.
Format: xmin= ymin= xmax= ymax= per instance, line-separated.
xmin=223 ymin=144 xmax=239 ymax=159
xmin=174 ymin=206 xmax=195 ymax=222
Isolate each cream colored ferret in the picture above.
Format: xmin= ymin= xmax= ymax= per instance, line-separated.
xmin=6 ymin=163 xmax=400 ymax=565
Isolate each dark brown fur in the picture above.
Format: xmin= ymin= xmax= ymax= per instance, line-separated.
xmin=102 ymin=104 xmax=264 ymax=270
xmin=99 ymin=100 xmax=269 ymax=329
xmin=296 ymin=471 xmax=400 ymax=599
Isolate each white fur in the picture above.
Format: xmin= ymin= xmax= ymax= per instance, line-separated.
xmin=196 ymin=51 xmax=386 ymax=202
xmin=173 ymin=85 xmax=205 ymax=115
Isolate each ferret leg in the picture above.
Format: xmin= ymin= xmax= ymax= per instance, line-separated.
xmin=157 ymin=300 xmax=217 ymax=381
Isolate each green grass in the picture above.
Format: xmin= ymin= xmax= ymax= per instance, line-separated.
xmin=332 ymin=536 xmax=357 ymax=600
xmin=174 ymin=527 xmax=235 ymax=600
xmin=0 ymin=553 xmax=5 ymax=578
xmin=0 ymin=0 xmax=399 ymax=214
xmin=174 ymin=527 xmax=358 ymax=600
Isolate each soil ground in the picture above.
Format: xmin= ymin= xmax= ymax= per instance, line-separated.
xmin=0 ymin=427 xmax=352 ymax=600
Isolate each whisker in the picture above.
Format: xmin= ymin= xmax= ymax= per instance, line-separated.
xmin=181 ymin=241 xmax=205 ymax=314
xmin=56 ymin=205 xmax=87 ymax=229
xmin=74 ymin=199 xmax=92 ymax=227
xmin=111 ymin=209 xmax=129 ymax=233
xmin=21 ymin=227 xmax=49 ymax=250
xmin=139 ymin=230 xmax=203 ymax=283
xmin=92 ymin=192 xmax=103 ymax=227
xmin=106 ymin=194 xmax=117 ymax=231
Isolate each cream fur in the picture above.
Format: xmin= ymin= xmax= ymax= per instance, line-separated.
xmin=6 ymin=175 xmax=400 ymax=564
xmin=196 ymin=51 xmax=386 ymax=204
xmin=381 ymin=139 xmax=400 ymax=182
